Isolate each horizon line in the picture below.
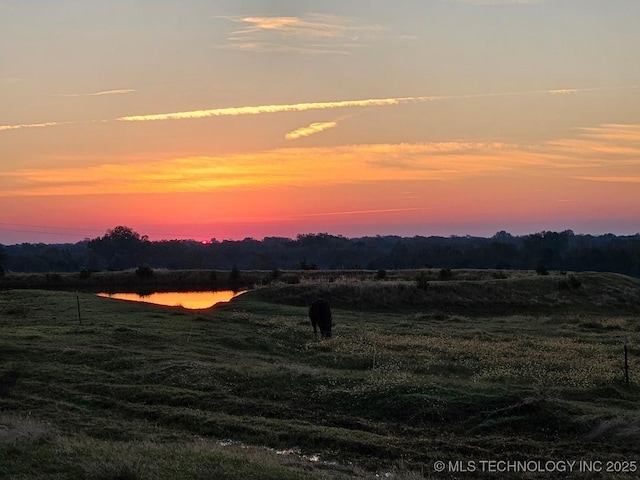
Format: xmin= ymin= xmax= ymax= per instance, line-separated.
xmin=1 ymin=222 xmax=637 ymax=246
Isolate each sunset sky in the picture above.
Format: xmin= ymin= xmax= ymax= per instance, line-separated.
xmin=1 ymin=0 xmax=639 ymax=244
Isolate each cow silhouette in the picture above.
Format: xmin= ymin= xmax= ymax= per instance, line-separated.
xmin=308 ymin=298 xmax=332 ymax=338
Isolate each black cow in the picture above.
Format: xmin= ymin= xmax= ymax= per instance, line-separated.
xmin=309 ymin=298 xmax=332 ymax=338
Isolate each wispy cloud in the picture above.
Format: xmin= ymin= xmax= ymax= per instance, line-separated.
xmin=52 ymin=89 xmax=136 ymax=97
xmin=573 ymin=176 xmax=640 ymax=184
xmin=3 ymin=86 xmax=638 ymax=135
xmin=453 ymin=0 xmax=546 ymax=5
xmin=547 ymin=89 xmax=580 ymax=95
xmin=0 ymin=119 xmax=105 ymax=132
xmin=221 ymin=13 xmax=381 ymax=54
xmin=0 ymin=142 xmax=513 ymax=196
xmin=116 ymin=96 xmax=434 ymax=122
xmin=288 ymin=207 xmax=435 ymax=218
xmin=577 ymin=124 xmax=640 ymax=142
xmin=0 ymin=122 xmax=64 ymax=132
xmin=285 ymin=121 xmax=338 ymax=140
xmin=547 ymin=124 xmax=640 ymax=160
xmin=4 ymin=124 xmax=639 ymax=197
xmin=118 ymin=86 xmax=639 ymax=123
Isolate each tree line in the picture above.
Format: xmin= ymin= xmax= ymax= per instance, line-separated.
xmin=1 ymin=226 xmax=639 ymax=277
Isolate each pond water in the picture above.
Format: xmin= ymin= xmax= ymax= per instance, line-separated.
xmin=97 ymin=290 xmax=246 ymax=310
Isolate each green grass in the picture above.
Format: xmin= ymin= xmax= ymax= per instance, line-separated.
xmin=1 ymin=271 xmax=640 ymax=478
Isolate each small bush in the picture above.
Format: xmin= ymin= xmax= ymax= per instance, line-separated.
xmin=79 ymin=269 xmax=91 ymax=279
xmin=283 ymin=275 xmax=300 ymax=284
xmin=45 ymin=273 xmax=61 ymax=283
xmin=229 ymin=265 xmax=242 ymax=287
xmin=376 ymin=269 xmax=387 ymax=280
xmin=439 ymin=268 xmax=453 ymax=280
xmin=0 ymin=365 xmax=21 ymax=398
xmin=135 ymin=265 xmax=154 ymax=278
xmin=536 ymin=265 xmax=549 ymax=276
xmin=558 ymin=274 xmax=582 ymax=291
xmin=3 ymin=305 xmax=28 ymax=318
xmin=298 ymin=259 xmax=317 ymax=270
xmin=567 ymin=274 xmax=582 ymax=289
xmin=416 ymin=271 xmax=429 ymax=291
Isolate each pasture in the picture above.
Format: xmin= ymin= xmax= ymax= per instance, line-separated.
xmin=1 ymin=270 xmax=640 ymax=479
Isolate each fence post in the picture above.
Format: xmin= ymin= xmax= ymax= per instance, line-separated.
xmin=76 ymin=291 xmax=82 ymax=326
xmin=623 ymin=336 xmax=629 ymax=387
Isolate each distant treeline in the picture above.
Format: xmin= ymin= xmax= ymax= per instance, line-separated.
xmin=1 ymin=226 xmax=639 ymax=277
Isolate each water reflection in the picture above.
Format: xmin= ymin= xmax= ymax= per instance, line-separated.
xmin=97 ymin=290 xmax=246 ymax=310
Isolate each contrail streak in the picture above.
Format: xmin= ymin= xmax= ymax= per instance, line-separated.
xmin=288 ymin=207 xmax=436 ymax=218
xmin=285 ymin=121 xmax=338 ymax=140
xmin=2 ymin=85 xmax=637 ymax=134
xmin=0 ymin=120 xmax=105 ymax=132
xmin=117 ymin=96 xmax=433 ymax=122
xmin=116 ymin=85 xmax=639 ymax=123
xmin=52 ymin=89 xmax=136 ymax=97
xmin=0 ymin=122 xmax=63 ymax=132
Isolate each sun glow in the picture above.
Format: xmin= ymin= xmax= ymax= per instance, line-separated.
xmin=3 ymin=125 xmax=639 ymax=198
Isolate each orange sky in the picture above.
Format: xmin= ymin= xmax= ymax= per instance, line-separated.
xmin=1 ymin=1 xmax=639 ymax=243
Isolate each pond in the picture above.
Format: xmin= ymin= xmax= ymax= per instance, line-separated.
xmin=97 ymin=290 xmax=246 ymax=310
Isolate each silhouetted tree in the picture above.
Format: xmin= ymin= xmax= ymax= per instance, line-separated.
xmin=2 ymin=229 xmax=640 ymax=277
xmin=0 ymin=245 xmax=6 ymax=276
xmin=229 ymin=265 xmax=242 ymax=289
xmin=88 ymin=226 xmax=149 ymax=270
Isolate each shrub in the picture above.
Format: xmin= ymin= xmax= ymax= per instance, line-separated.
xmin=559 ymin=274 xmax=582 ymax=291
xmin=229 ymin=266 xmax=242 ymax=287
xmin=260 ymin=268 xmax=282 ymax=286
xmin=439 ymin=268 xmax=453 ymax=280
xmin=536 ymin=265 xmax=549 ymax=276
xmin=135 ymin=265 xmax=154 ymax=278
xmin=416 ymin=271 xmax=429 ymax=291
xmin=283 ymin=275 xmax=301 ymax=284
xmin=79 ymin=269 xmax=91 ymax=279
xmin=298 ymin=259 xmax=317 ymax=270
xmin=568 ymin=274 xmax=582 ymax=289
xmin=45 ymin=273 xmax=61 ymax=283
xmin=376 ymin=269 xmax=387 ymax=281
xmin=0 ymin=365 xmax=21 ymax=398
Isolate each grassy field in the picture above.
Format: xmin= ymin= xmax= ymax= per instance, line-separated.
xmin=1 ymin=270 xmax=640 ymax=479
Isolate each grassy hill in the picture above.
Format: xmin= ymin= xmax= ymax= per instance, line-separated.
xmin=1 ymin=270 xmax=639 ymax=478
xmin=251 ymin=271 xmax=640 ymax=314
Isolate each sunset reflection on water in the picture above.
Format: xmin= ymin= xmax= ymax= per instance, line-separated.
xmin=97 ymin=290 xmax=246 ymax=310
